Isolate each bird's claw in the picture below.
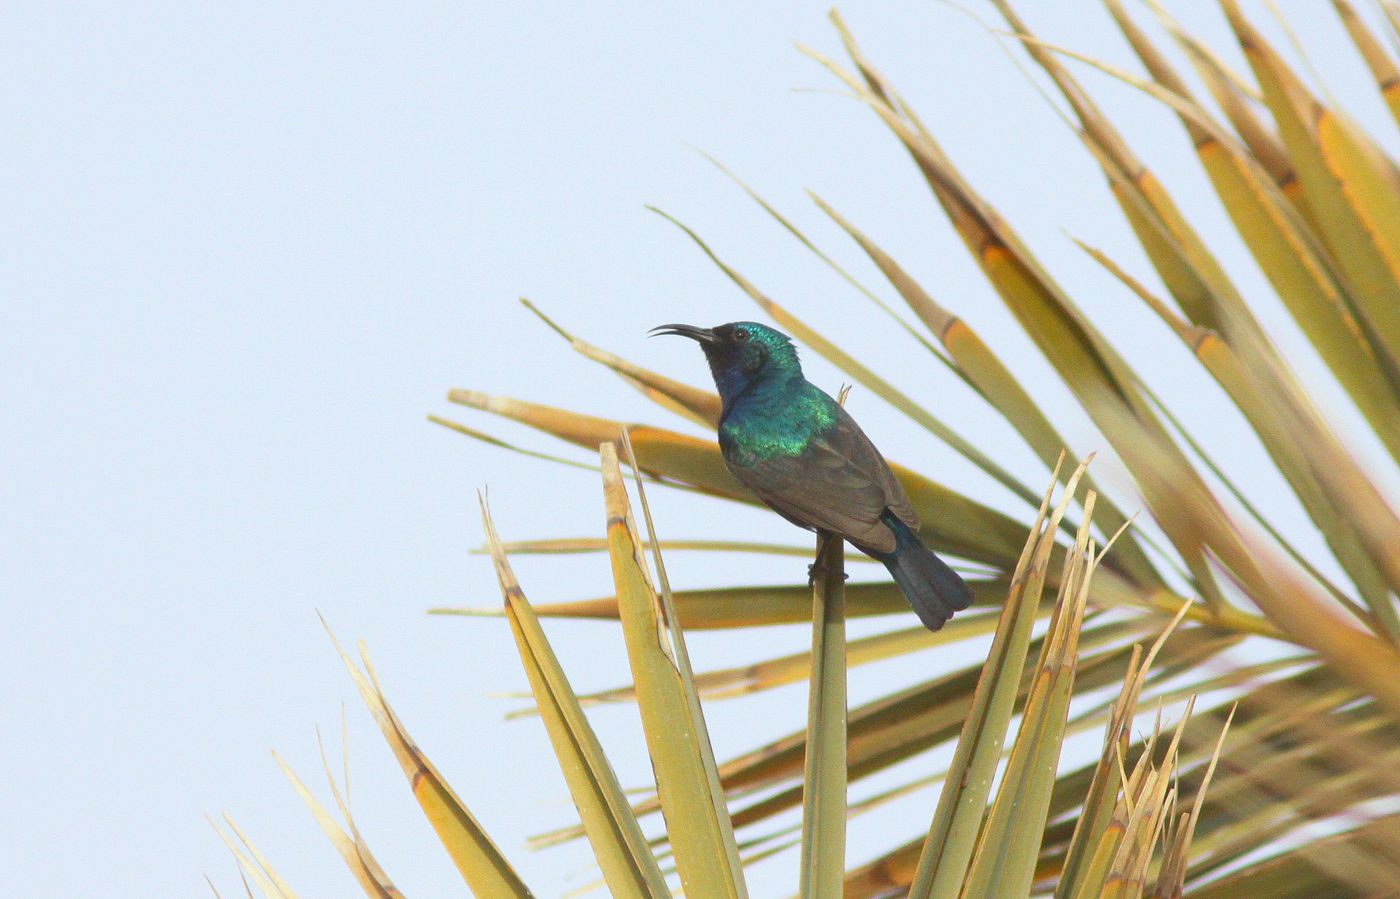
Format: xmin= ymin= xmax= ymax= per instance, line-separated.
xmin=807 ymin=561 xmax=849 ymax=585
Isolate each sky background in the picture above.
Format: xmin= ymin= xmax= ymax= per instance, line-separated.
xmin=5 ymin=2 xmax=1398 ymax=896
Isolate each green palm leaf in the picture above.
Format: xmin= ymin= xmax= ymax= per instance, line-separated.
xmin=239 ymin=3 xmax=1400 ymax=896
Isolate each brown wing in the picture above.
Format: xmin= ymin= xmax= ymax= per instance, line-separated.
xmin=727 ymin=404 xmax=918 ymax=554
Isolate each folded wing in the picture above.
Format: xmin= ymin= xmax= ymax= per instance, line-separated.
xmin=726 ymin=404 xmax=918 ymax=554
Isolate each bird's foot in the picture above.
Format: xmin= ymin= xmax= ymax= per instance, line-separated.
xmin=807 ymin=561 xmax=850 ymax=586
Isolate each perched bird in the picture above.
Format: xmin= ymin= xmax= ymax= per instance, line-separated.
xmin=651 ymin=320 xmax=973 ymax=630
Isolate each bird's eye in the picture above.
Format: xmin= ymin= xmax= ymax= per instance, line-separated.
xmin=733 ymin=327 xmax=749 ymax=342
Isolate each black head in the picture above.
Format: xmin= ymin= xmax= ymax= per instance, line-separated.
xmin=649 ymin=321 xmax=801 ymax=402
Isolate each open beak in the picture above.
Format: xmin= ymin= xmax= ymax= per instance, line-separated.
xmin=649 ymin=323 xmax=716 ymax=343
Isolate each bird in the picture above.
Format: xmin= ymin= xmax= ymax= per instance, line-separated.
xmin=650 ymin=320 xmax=973 ymax=630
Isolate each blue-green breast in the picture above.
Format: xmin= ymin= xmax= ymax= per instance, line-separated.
xmin=718 ymin=380 xmax=838 ymax=469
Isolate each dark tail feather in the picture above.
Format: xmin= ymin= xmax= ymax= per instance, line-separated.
xmin=877 ymin=512 xmax=973 ymax=631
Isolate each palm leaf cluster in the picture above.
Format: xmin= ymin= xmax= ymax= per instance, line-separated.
xmin=225 ymin=2 xmax=1400 ymax=897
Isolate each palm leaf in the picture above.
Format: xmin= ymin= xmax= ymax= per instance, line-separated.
xmin=482 ymin=494 xmax=669 ymax=898
xmin=798 ymin=533 xmax=847 ymax=896
xmin=600 ymin=439 xmax=749 ymax=897
xmin=250 ymin=3 xmax=1400 ymax=895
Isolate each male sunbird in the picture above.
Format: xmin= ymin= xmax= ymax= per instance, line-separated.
xmin=652 ymin=321 xmax=973 ymax=630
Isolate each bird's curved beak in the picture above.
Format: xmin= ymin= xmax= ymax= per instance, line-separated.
xmin=649 ymin=323 xmax=716 ymax=343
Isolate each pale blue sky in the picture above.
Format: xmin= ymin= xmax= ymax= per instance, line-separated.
xmin=3 ymin=2 xmax=1390 ymax=896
